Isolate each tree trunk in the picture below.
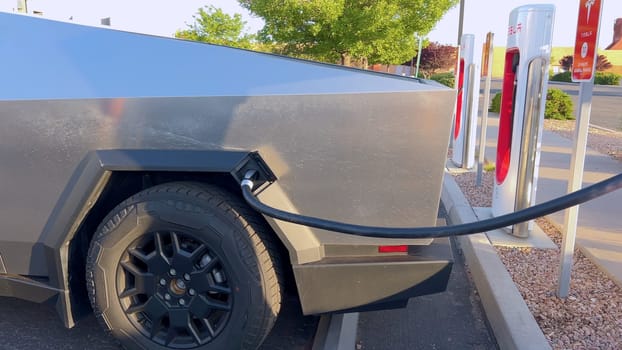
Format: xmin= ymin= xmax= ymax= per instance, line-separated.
xmin=340 ymin=53 xmax=351 ymax=66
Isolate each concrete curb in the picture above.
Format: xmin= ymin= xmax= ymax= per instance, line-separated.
xmin=589 ymin=123 xmax=620 ymax=134
xmin=441 ymin=173 xmax=551 ymax=350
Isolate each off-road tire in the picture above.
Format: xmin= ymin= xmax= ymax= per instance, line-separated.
xmin=85 ymin=182 xmax=283 ymax=350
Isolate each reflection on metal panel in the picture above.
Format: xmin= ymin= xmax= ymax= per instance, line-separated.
xmin=0 ymin=13 xmax=444 ymax=100
xmin=0 ymin=12 xmax=456 ymax=275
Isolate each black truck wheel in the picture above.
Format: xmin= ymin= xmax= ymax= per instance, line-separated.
xmin=86 ymin=182 xmax=283 ymax=350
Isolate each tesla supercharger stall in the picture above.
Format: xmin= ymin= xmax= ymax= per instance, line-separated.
xmin=452 ymin=34 xmax=480 ymax=169
xmin=492 ymin=4 xmax=555 ymax=237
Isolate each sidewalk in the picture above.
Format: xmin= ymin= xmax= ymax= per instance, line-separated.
xmin=482 ymin=114 xmax=622 ymax=286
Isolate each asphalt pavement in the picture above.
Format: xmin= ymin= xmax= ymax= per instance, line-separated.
xmin=356 ymin=207 xmax=498 ymax=350
xmin=357 ymin=237 xmax=498 ymax=350
xmin=0 ymin=293 xmax=318 ymax=350
xmin=0 ymin=297 xmax=118 ymax=350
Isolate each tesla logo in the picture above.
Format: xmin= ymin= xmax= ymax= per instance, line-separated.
xmin=585 ymin=0 xmax=595 ymax=21
xmin=508 ymin=23 xmax=522 ymax=36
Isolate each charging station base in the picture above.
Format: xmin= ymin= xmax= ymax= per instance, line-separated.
xmin=473 ymin=207 xmax=556 ymax=249
xmin=445 ymin=159 xmax=473 ymax=174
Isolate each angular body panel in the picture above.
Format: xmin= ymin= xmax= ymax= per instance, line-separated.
xmin=0 ymin=13 xmax=456 ymax=325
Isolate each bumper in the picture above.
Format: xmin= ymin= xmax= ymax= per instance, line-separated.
xmin=292 ymin=238 xmax=453 ymax=314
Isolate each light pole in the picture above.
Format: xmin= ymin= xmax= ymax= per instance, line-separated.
xmin=457 ymin=0 xmax=465 ymax=45
xmin=411 ymin=46 xmax=415 ymax=76
xmin=450 ymin=0 xmax=466 ymax=149
xmin=455 ymin=0 xmax=466 ymax=82
xmin=415 ymin=34 xmax=423 ymax=78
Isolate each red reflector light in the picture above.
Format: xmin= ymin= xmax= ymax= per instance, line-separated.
xmin=378 ymin=245 xmax=408 ymax=253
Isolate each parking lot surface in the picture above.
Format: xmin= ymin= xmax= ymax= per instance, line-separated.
xmin=0 ymin=293 xmax=318 ymax=349
xmin=357 ymin=207 xmax=498 ymax=350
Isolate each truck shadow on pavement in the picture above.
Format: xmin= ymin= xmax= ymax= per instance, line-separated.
xmin=0 ymin=292 xmax=319 ymax=350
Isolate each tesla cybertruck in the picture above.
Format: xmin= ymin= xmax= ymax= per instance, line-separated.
xmin=0 ymin=13 xmax=456 ymax=349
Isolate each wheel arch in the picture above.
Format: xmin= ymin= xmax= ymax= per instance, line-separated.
xmin=37 ymin=149 xmax=293 ymax=328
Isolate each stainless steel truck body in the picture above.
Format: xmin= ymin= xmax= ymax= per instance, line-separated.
xmin=0 ymin=13 xmax=456 ymax=349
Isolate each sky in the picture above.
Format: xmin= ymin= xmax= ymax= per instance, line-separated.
xmin=1 ymin=0 xmax=621 ymax=49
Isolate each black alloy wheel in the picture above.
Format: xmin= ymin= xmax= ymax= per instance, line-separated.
xmin=86 ymin=182 xmax=283 ymax=350
xmin=118 ymin=231 xmax=232 ymax=347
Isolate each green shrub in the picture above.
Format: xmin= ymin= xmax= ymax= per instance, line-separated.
xmin=483 ymin=162 xmax=496 ymax=172
xmin=594 ymin=72 xmax=621 ymax=85
xmin=488 ymin=89 xmax=573 ymax=120
xmin=429 ymin=72 xmax=455 ymax=88
xmin=550 ymin=71 xmax=572 ymax=82
xmin=545 ymin=88 xmax=574 ymax=120
xmin=550 ymin=71 xmax=620 ymax=85
xmin=489 ymin=92 xmax=501 ymax=112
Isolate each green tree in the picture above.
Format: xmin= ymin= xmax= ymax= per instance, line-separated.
xmin=239 ymin=0 xmax=457 ymax=66
xmin=175 ymin=5 xmax=254 ymax=49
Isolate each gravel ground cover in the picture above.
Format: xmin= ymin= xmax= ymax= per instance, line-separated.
xmin=544 ymin=119 xmax=622 ymax=162
xmin=451 ymin=122 xmax=622 ymax=349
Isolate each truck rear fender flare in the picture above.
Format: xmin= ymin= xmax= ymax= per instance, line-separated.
xmin=39 ymin=149 xmax=305 ymax=328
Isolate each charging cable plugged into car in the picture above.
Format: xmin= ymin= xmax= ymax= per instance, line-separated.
xmin=241 ymin=170 xmax=622 ymax=239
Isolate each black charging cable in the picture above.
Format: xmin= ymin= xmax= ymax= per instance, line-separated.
xmin=241 ymin=171 xmax=622 ymax=239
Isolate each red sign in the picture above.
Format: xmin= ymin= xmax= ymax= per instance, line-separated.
xmin=572 ymin=0 xmax=602 ymax=82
